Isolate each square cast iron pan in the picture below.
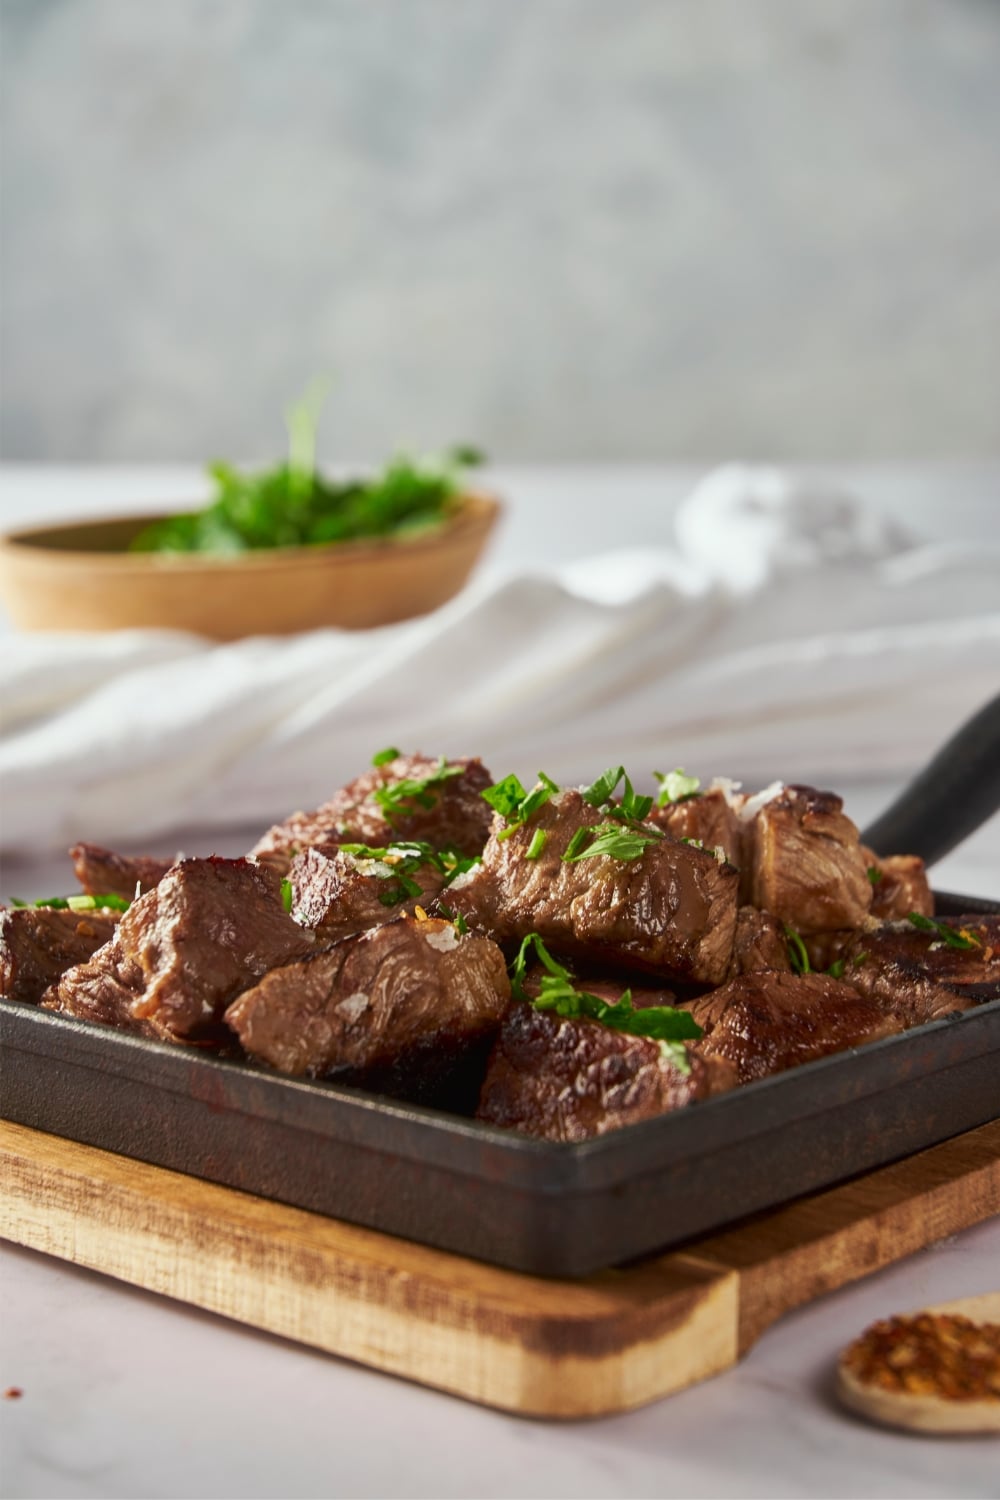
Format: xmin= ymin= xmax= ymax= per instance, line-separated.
xmin=2 ymin=887 xmax=998 ymax=1278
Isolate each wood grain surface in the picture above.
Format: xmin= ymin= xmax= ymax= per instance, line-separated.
xmin=2 ymin=1119 xmax=998 ymax=1419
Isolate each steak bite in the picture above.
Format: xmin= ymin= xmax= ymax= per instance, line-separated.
xmin=476 ymin=1002 xmax=736 ymax=1142
xmin=727 ymin=906 xmax=793 ymax=977
xmin=0 ymin=906 xmax=120 ymax=1006
xmin=44 ymin=857 xmax=316 ymax=1042
xmin=41 ymin=935 xmax=157 ymax=1037
xmin=446 ymin=789 xmax=739 ymax=985
xmin=861 ymin=849 xmax=934 ymax=921
xmin=834 ymin=915 xmax=999 ymax=1016
xmin=648 ymin=785 xmax=743 ymax=866
xmin=225 ymin=914 xmax=510 ymax=1085
xmin=684 ymin=971 xmax=904 ymax=1085
xmin=250 ymin=753 xmax=494 ymax=872
xmin=288 ymin=843 xmax=448 ymax=943
xmin=742 ymin=784 xmax=873 ymax=933
xmin=70 ymin=843 xmax=175 ymax=900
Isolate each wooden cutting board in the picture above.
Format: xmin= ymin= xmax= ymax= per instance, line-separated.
xmin=2 ymin=1118 xmax=998 ymax=1419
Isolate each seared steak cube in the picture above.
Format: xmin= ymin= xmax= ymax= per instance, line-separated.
xmin=476 ymin=1001 xmax=735 ymax=1141
xmin=40 ymin=935 xmax=156 ymax=1036
xmin=447 ymin=789 xmax=739 ymax=985
xmin=835 ymin=915 xmax=998 ymax=1016
xmin=44 ymin=857 xmax=315 ymax=1042
xmin=250 ymin=754 xmax=494 ymax=872
xmin=861 ymin=849 xmax=934 ymax=921
xmin=742 ymin=784 xmax=872 ymax=933
xmin=727 ymin=906 xmax=793 ymax=977
xmin=649 ymin=785 xmax=743 ymax=865
xmin=225 ymin=913 xmax=510 ymax=1082
xmin=684 ymin=971 xmax=904 ymax=1084
xmin=288 ymin=843 xmax=447 ymax=942
xmin=1 ymin=906 xmax=120 ymax=1006
xmin=70 ymin=843 xmax=175 ymax=900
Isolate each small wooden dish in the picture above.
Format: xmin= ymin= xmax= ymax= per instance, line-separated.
xmin=836 ymin=1293 xmax=1000 ymax=1435
xmin=0 ymin=494 xmax=501 ymax=639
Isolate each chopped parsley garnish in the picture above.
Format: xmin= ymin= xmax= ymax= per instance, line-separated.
xmin=11 ymin=893 xmax=132 ymax=913
xmin=866 ymin=865 xmax=883 ymax=885
xmin=437 ymin=904 xmax=470 ymax=936
xmin=525 ymin=830 xmax=547 ymax=861
xmin=826 ymin=958 xmax=846 ymax=979
xmin=479 ymin=780 xmax=560 ymax=840
xmin=130 ymin=382 xmax=484 ymax=555
xmin=481 ymin=771 xmax=560 ymax=841
xmin=280 ymin=878 xmax=293 ymax=913
xmin=371 ymin=757 xmax=464 ymax=821
xmin=653 ymin=768 xmax=701 ymax=807
xmin=906 ymin=912 xmax=980 ymax=951
xmin=561 ymin=821 xmax=662 ymax=863
xmin=582 ymin=766 xmax=654 ymax=823
xmin=371 ymin=747 xmax=401 ymax=767
xmin=337 ymin=839 xmax=473 ymax=905
xmin=784 ymin=924 xmax=811 ymax=975
xmin=510 ymin=934 xmax=702 ymax=1071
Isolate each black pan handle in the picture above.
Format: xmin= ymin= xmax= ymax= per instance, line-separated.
xmin=860 ymin=691 xmax=1000 ymax=867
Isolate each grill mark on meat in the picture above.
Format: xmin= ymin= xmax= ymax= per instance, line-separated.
xmin=447 ymin=790 xmax=739 ymax=985
xmin=832 ymin=917 xmax=999 ymax=1020
xmin=225 ymin=914 xmax=510 ymax=1084
xmin=1 ymin=907 xmax=120 ymax=1006
xmin=43 ymin=857 xmax=316 ymax=1043
xmin=250 ymin=754 xmax=494 ymax=873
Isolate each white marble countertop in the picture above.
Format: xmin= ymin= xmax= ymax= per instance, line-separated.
xmin=1 ymin=465 xmax=998 ymax=1498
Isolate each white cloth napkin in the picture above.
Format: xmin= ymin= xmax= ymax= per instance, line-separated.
xmin=2 ymin=466 xmax=998 ymax=855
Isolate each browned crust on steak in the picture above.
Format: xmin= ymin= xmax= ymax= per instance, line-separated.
xmin=447 ymin=789 xmax=739 ymax=985
xmin=249 ymin=754 xmax=494 ymax=872
xmin=1 ymin=907 xmax=120 ymax=1006
xmin=225 ymin=913 xmax=510 ymax=1079
xmin=744 ymin=784 xmax=873 ymax=933
xmin=288 ymin=844 xmax=446 ymax=942
xmin=44 ymin=857 xmax=316 ymax=1042
xmin=70 ymin=843 xmax=175 ymax=900
xmin=476 ymin=1001 xmax=735 ymax=1141
xmin=684 ymin=970 xmax=903 ymax=1084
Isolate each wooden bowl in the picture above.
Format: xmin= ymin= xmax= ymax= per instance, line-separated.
xmin=0 ymin=494 xmax=501 ymax=639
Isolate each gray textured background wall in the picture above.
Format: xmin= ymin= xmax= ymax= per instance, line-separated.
xmin=2 ymin=0 xmax=999 ymax=463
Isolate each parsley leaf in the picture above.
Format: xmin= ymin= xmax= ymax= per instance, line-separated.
xmin=525 ymin=830 xmax=547 ymax=860
xmin=654 ymin=768 xmax=701 ymax=807
xmin=481 ymin=771 xmax=560 ymax=841
xmin=280 ymin=878 xmax=293 ymax=913
xmin=906 ymin=912 xmax=980 ymax=951
xmin=481 ymin=773 xmax=527 ymax=818
xmin=784 ymin=924 xmax=811 ymax=975
xmin=510 ymin=934 xmax=702 ymax=1067
xmin=130 ymin=383 xmax=484 ymax=555
xmin=13 ymin=893 xmax=132 ymax=913
xmin=562 ymin=821 xmax=662 ymax=863
xmin=372 ymin=747 xmax=401 ymax=767
xmin=866 ymin=865 xmax=883 ymax=885
xmin=371 ymin=757 xmax=464 ymax=821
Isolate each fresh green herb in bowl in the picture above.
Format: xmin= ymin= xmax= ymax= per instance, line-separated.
xmin=131 ymin=381 xmax=485 ymax=555
xmin=0 ymin=383 xmax=501 ymax=638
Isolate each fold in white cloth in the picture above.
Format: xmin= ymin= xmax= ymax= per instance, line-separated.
xmin=2 ymin=466 xmax=998 ymax=855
